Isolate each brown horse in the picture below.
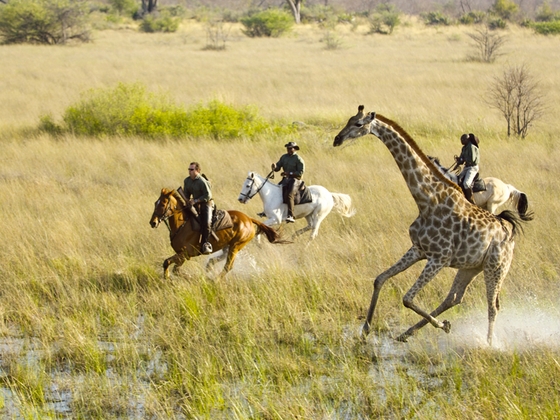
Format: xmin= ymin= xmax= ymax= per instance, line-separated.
xmin=150 ymin=188 xmax=283 ymax=278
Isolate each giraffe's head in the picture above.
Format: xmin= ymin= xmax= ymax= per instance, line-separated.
xmin=333 ymin=105 xmax=376 ymax=147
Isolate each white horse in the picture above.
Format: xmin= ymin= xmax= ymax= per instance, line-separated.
xmin=429 ymin=157 xmax=534 ymax=221
xmin=238 ymin=171 xmax=355 ymax=240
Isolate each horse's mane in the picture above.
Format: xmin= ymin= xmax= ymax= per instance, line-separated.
xmin=376 ymin=114 xmax=462 ymax=193
xmin=169 ymin=189 xmax=186 ymax=208
xmin=252 ymin=172 xmax=281 ymax=189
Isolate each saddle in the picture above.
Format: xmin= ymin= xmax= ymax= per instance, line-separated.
xmin=458 ymin=172 xmax=486 ymax=192
xmin=294 ymin=180 xmax=313 ymax=205
xmin=171 ymin=209 xmax=233 ymax=254
xmin=187 ymin=208 xmax=233 ymax=232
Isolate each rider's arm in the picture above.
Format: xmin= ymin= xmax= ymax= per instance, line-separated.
xmin=271 ymin=155 xmax=285 ymax=172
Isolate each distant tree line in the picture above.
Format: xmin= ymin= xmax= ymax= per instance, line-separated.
xmin=1 ymin=0 xmax=559 ymax=46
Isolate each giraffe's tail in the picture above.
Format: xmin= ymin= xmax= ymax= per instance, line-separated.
xmin=497 ymin=209 xmax=526 ymax=237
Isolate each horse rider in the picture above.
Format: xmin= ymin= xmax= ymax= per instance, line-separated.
xmin=271 ymin=141 xmax=305 ymax=223
xmin=455 ymin=133 xmax=480 ymax=204
xmin=183 ymin=161 xmax=214 ymax=254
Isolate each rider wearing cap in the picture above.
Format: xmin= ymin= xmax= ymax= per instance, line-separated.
xmin=271 ymin=142 xmax=305 ymax=223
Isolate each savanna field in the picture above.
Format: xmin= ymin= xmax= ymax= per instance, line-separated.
xmin=1 ymin=17 xmax=560 ymax=418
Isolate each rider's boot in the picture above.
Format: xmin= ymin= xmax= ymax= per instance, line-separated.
xmin=463 ymin=187 xmax=475 ymax=204
xmin=200 ymin=204 xmax=213 ymax=254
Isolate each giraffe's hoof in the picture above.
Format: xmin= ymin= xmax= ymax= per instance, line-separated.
xmin=442 ymin=320 xmax=451 ymax=333
xmin=361 ymin=323 xmax=370 ymax=340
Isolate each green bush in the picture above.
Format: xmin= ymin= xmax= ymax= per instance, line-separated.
xmin=240 ymin=9 xmax=293 ymax=37
xmin=459 ymin=11 xmax=487 ymax=24
xmin=421 ymin=11 xmax=451 ymax=26
xmin=490 ymin=0 xmax=519 ymax=21
xmin=488 ymin=17 xmax=507 ymax=29
xmin=0 ymin=0 xmax=90 ymax=45
xmin=60 ymin=83 xmax=294 ymax=139
xmin=108 ymin=0 xmax=138 ymax=16
xmin=532 ymin=20 xmax=560 ymax=34
xmin=139 ymin=11 xmax=180 ymax=33
xmin=368 ymin=4 xmax=401 ymax=34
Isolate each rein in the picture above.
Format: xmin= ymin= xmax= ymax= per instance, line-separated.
xmin=240 ymin=170 xmax=275 ymax=200
xmin=157 ymin=198 xmax=185 ymax=235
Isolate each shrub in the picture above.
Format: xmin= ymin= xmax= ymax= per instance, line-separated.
xmin=490 ymin=0 xmax=519 ymax=21
xmin=459 ymin=11 xmax=487 ymax=25
xmin=240 ymin=9 xmax=293 ymax=38
xmin=488 ymin=17 xmax=507 ymax=29
xmin=108 ymin=0 xmax=138 ymax=16
xmin=139 ymin=10 xmax=180 ymax=33
xmin=182 ymin=100 xmax=271 ymax=138
xmin=0 ymin=0 xmax=90 ymax=45
xmin=368 ymin=4 xmax=401 ymax=34
xmin=532 ymin=20 xmax=560 ymax=35
xmin=421 ymin=11 xmax=451 ymax=26
xmin=60 ymin=83 xmax=293 ymax=139
xmin=535 ymin=1 xmax=556 ymax=22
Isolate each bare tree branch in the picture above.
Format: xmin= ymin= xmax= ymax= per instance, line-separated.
xmin=467 ymin=26 xmax=507 ymax=63
xmin=487 ymin=64 xmax=547 ymax=138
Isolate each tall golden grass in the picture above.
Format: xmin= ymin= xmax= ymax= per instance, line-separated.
xmin=0 ymin=20 xmax=559 ymax=417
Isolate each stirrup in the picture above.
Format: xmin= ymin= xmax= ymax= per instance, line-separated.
xmin=201 ymin=242 xmax=213 ymax=255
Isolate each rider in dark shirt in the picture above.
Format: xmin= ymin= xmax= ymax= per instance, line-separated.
xmin=183 ymin=162 xmax=213 ymax=254
xmin=271 ymin=142 xmax=305 ymax=223
xmin=456 ymin=133 xmax=480 ymax=204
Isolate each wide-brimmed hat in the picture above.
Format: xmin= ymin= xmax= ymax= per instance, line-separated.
xmin=284 ymin=141 xmax=300 ymax=150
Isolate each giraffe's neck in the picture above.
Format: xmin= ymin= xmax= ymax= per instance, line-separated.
xmin=375 ymin=121 xmax=459 ymax=214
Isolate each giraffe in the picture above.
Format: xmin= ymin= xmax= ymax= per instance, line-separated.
xmin=333 ymin=106 xmax=528 ymax=345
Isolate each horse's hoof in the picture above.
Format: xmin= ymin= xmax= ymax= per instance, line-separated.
xmin=442 ymin=320 xmax=451 ymax=333
xmin=395 ymin=333 xmax=409 ymax=343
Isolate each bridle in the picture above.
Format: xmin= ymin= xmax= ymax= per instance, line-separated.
xmin=153 ymin=196 xmax=181 ymax=232
xmin=239 ymin=171 xmax=274 ymax=201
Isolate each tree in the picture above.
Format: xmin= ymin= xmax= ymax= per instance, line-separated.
xmin=285 ymin=0 xmax=302 ymax=24
xmin=141 ymin=0 xmax=157 ymax=14
xmin=490 ymin=0 xmax=518 ymax=21
xmin=487 ymin=64 xmax=546 ymax=138
xmin=0 ymin=0 xmax=90 ymax=45
xmin=467 ymin=26 xmax=506 ymax=63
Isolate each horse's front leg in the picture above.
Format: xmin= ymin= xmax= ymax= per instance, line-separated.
xmin=206 ymin=246 xmax=228 ymax=272
xmin=163 ymin=253 xmax=188 ymax=279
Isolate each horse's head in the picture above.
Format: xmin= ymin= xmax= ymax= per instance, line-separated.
xmin=333 ymin=105 xmax=375 ymax=147
xmin=238 ymin=172 xmax=261 ymax=204
xmin=150 ymin=188 xmax=177 ymax=228
xmin=427 ymin=156 xmax=458 ymax=183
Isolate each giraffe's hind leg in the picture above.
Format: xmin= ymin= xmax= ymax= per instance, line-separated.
xmin=484 ymin=243 xmax=514 ymax=346
xmin=396 ymin=268 xmax=481 ymax=342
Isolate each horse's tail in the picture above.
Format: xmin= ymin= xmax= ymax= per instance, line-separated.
xmin=497 ymin=209 xmax=526 ymax=238
xmin=251 ymin=219 xmax=291 ymax=244
xmin=509 ymin=188 xmax=534 ymax=221
xmin=331 ymin=193 xmax=356 ymax=218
